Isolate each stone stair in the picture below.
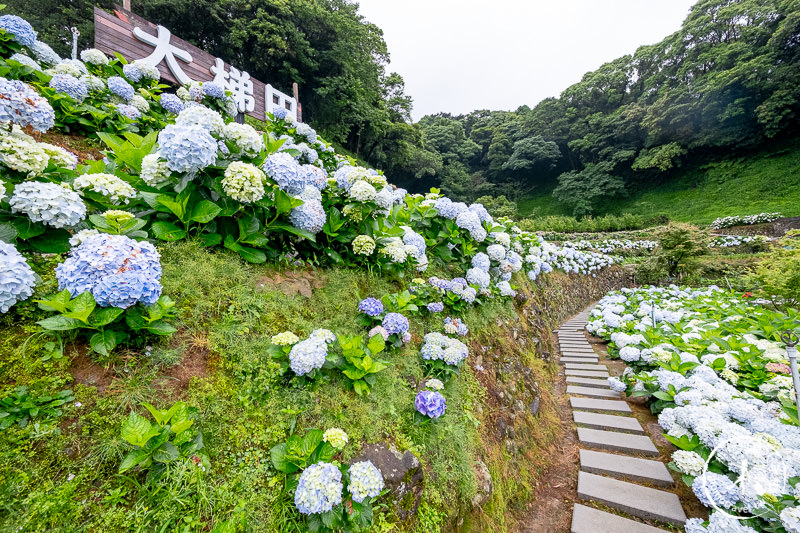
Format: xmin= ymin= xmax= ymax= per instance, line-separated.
xmin=557 ymin=308 xmax=687 ymax=533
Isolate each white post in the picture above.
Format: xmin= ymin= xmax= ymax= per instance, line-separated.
xmin=71 ymin=27 xmax=79 ymax=60
xmin=782 ymin=330 xmax=800 ymax=410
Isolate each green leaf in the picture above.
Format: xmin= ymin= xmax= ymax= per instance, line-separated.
xmin=200 ymin=232 xmax=223 ymax=247
xmin=151 ymin=221 xmax=187 ymax=241
xmin=144 ymin=320 xmax=177 ymax=336
xmin=88 ymin=307 xmax=124 ymax=327
xmin=301 ymin=430 xmax=324 ymax=458
xmin=0 ymin=222 xmax=18 ymax=243
xmin=63 ymin=292 xmax=96 ymax=323
xmin=152 ymin=441 xmax=179 ymax=463
xmin=274 ymin=189 xmax=295 ymax=214
xmin=120 ymin=411 xmax=160 ymax=447
xmin=11 ymin=218 xmax=46 ymax=240
xmin=36 ymin=290 xmax=72 ymax=313
xmin=156 ymin=195 xmax=186 ymax=220
xmin=190 ymin=200 xmax=222 ymax=223
xmin=90 ymin=330 xmax=120 ymax=356
xmin=366 ymin=334 xmax=385 ymax=355
xmin=271 ymin=223 xmax=316 ymax=242
xmin=353 ymin=380 xmax=370 ymax=395
xmin=270 ymin=443 xmax=298 ymax=473
xmin=37 ymin=315 xmax=84 ymax=331
xmin=119 ymin=448 xmax=151 ymax=473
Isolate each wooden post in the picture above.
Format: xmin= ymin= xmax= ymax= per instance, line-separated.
xmin=123 ymin=0 xmax=131 ymax=10
xmin=293 ymin=82 xmax=301 ymax=122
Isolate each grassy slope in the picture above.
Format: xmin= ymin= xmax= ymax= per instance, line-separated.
xmin=0 ymin=241 xmax=561 ymax=532
xmin=517 ymin=137 xmax=800 ymax=224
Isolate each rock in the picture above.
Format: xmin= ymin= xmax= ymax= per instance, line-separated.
xmin=514 ymin=399 xmax=525 ymax=412
xmin=529 ymin=395 xmax=540 ymax=416
xmin=495 ymin=417 xmax=508 ymax=438
xmin=352 ymin=444 xmax=423 ymax=520
xmin=505 ymin=438 xmax=518 ymax=454
xmin=471 ymin=460 xmax=494 ymax=508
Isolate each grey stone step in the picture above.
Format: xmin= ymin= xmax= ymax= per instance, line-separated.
xmin=577 ymin=428 xmax=659 ymax=456
xmin=580 ymin=449 xmax=673 ymax=487
xmin=577 ymin=472 xmax=686 ymax=525
xmin=567 ymin=376 xmax=613 ymax=389
xmin=571 ymin=504 xmax=671 ymax=533
xmin=562 ymin=349 xmax=597 ymax=355
xmin=566 ymin=369 xmax=610 ymax=378
xmin=559 ymin=336 xmax=588 ymax=340
xmin=573 ymin=411 xmax=643 ymax=433
xmin=561 ymin=358 xmax=599 ymax=364
xmin=560 ymin=354 xmax=598 ymax=360
xmin=565 ymin=363 xmax=607 ymax=371
xmin=570 ymin=397 xmax=630 ymax=412
xmin=567 ymin=385 xmax=621 ymax=399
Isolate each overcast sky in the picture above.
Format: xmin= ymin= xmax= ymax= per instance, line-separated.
xmin=355 ymin=0 xmax=697 ymax=121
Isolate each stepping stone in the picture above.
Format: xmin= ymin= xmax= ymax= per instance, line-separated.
xmin=566 ymin=369 xmax=610 ymax=378
xmin=559 ymin=335 xmax=587 ymax=339
xmin=561 ymin=352 xmax=597 ymax=358
xmin=577 ymin=472 xmax=686 ymax=525
xmin=571 ymin=504 xmax=671 ymax=533
xmin=561 ymin=357 xmax=599 ymax=364
xmin=567 ymin=376 xmax=612 ymax=388
xmin=577 ymin=428 xmax=659 ymax=456
xmin=561 ymin=348 xmax=596 ymax=354
xmin=573 ymin=411 xmax=643 ymax=433
xmin=567 ymin=386 xmax=621 ymax=399
xmin=570 ymin=397 xmax=630 ymax=412
xmin=565 ymin=363 xmax=607 ymax=371
xmin=580 ymin=450 xmax=673 ymax=487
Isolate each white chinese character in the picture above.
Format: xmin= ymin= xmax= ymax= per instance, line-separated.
xmin=133 ymin=25 xmax=194 ymax=85
xmin=265 ymin=83 xmax=297 ymax=120
xmin=211 ymin=58 xmax=255 ymax=114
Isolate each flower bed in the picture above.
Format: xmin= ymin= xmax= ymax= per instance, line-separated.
xmin=588 ymin=286 xmax=799 ymax=532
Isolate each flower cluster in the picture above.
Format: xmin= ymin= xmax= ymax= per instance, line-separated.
xmin=322 ymin=428 xmax=348 ymax=449
xmin=49 ymin=74 xmax=88 ymax=102
xmin=0 ymin=241 xmax=36 ymax=313
xmin=10 ymin=181 xmax=85 ymax=228
xmin=347 ymin=460 xmax=384 ymax=503
xmin=122 ymin=61 xmax=160 ymax=83
xmin=352 ymin=235 xmax=375 ymax=256
xmin=157 ymin=123 xmax=218 ymax=173
xmin=0 ymin=78 xmax=55 ymax=132
xmin=288 ymin=329 xmax=336 ymax=376
xmin=55 ymin=234 xmax=162 ymax=308
xmin=107 ymin=76 xmax=135 ymax=101
xmin=0 ymin=15 xmax=36 ymax=46
xmin=420 ymin=332 xmax=469 ymax=366
xmin=221 ymin=162 xmax=265 ymax=203
xmin=73 ymin=173 xmax=136 ymax=204
xmin=414 ymin=390 xmax=447 ymax=419
xmin=443 ymin=317 xmax=468 ymax=336
xmin=222 ymin=122 xmax=264 ymax=158
xmin=382 ymin=312 xmax=409 ymax=336
xmin=710 ymin=213 xmax=781 ymax=229
xmin=294 ymin=462 xmax=343 ymax=515
xmin=358 ymin=297 xmax=383 ymax=317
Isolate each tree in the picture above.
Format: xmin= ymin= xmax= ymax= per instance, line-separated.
xmin=503 ymin=136 xmax=561 ymax=173
xmin=552 ymin=163 xmax=627 ymax=216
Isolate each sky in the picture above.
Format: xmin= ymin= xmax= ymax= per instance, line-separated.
xmin=355 ymin=0 xmax=698 ymax=121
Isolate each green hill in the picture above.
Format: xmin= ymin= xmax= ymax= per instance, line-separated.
xmin=518 ymin=136 xmax=800 ymax=225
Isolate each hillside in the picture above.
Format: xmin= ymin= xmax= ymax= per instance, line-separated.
xmin=518 ymin=136 xmax=800 ymax=224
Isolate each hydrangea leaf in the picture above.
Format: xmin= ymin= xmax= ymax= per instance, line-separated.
xmin=120 ymin=411 xmax=160 ymax=447
xmin=189 ymin=200 xmax=222 ymax=224
xmin=151 ymin=221 xmax=187 ymax=241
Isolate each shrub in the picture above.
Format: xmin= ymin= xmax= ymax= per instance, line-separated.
xmin=745 ymin=230 xmax=800 ymax=311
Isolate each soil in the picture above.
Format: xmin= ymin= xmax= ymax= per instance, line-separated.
xmin=256 ymin=269 xmax=328 ymax=298
xmin=69 ymin=347 xmax=114 ymax=394
xmin=153 ymin=332 xmax=212 ymax=398
xmin=39 ymin=131 xmax=104 ymax=163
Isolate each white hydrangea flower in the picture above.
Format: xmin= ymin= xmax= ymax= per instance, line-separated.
xmin=222 ymin=122 xmax=264 ymax=158
xmin=348 ymin=180 xmax=377 ymax=203
xmin=73 ymin=173 xmax=136 ymax=205
xmin=221 ymin=161 xmax=265 ymax=203
xmin=140 ymin=153 xmax=171 ymax=186
xmin=10 ymin=181 xmax=85 ymax=228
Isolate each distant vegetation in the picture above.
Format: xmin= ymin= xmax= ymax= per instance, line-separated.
xmin=398 ymin=0 xmax=800 ymax=216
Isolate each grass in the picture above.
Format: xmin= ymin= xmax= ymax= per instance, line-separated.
xmin=0 ymin=240 xmax=570 ymax=532
xmin=517 ymin=136 xmax=800 ymax=224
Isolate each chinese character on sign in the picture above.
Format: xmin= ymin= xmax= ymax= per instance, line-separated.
xmin=211 ymin=58 xmax=255 ymax=114
xmin=132 ymin=25 xmax=193 ymax=85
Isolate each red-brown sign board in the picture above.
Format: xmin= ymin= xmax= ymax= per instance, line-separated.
xmin=94 ymin=6 xmax=298 ymax=121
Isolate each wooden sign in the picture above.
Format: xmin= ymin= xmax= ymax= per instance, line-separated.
xmin=94 ymin=6 xmax=298 ymax=121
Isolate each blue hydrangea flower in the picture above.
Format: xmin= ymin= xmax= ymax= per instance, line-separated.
xmin=272 ymin=106 xmax=288 ymax=120
xmin=48 ymin=74 xmax=88 ymax=103
xmin=427 ymin=302 xmax=444 ymax=313
xmin=29 ymin=40 xmax=60 ymax=66
xmin=0 ymin=78 xmax=55 ymax=132
xmin=202 ymin=82 xmax=225 ymax=99
xmin=334 ymin=166 xmax=356 ymax=190
xmin=157 ymin=123 xmax=218 ymax=173
xmin=160 ymin=93 xmax=183 ymax=114
xmin=301 ymin=165 xmax=328 ymax=191
xmin=415 ymin=390 xmax=446 ymax=419
xmin=10 ymin=53 xmax=40 ymax=70
xmin=288 ymin=337 xmax=328 ymax=376
xmin=471 ymin=252 xmax=491 ymax=271
xmin=348 ymin=461 xmax=384 ymax=503
xmin=358 ymin=297 xmax=383 ymax=317
xmin=116 ymin=103 xmax=141 ymax=120
xmin=263 ymin=152 xmax=304 ymax=194
xmin=295 ymin=122 xmax=317 ymax=144
xmin=468 ymin=203 xmax=493 ymax=223
xmin=0 ymin=241 xmax=36 ymax=313
xmin=403 ymin=228 xmax=426 ymax=257
xmin=55 ymin=234 xmax=162 ymax=308
xmin=382 ymin=312 xmax=409 ymax=335
xmin=294 ymin=462 xmax=343 ymax=515
xmin=466 ymin=268 xmax=490 ymax=288
xmin=107 ymin=76 xmax=135 ymax=101
xmin=0 ymin=15 xmax=36 ymax=47
xmin=428 ymin=277 xmax=452 ymax=292
xmin=692 ymin=472 xmax=740 ymax=509
xmin=289 ymin=186 xmax=326 ymax=234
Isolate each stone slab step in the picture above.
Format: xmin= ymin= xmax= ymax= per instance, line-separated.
xmin=573 ymin=411 xmax=643 ymax=433
xmin=571 ymin=504 xmax=671 ymax=533
xmin=577 ymin=428 xmax=659 ymax=456
xmin=567 ymin=376 xmax=612 ymax=389
xmin=577 ymin=472 xmax=686 ymax=525
xmin=561 ymin=358 xmax=599 ymax=364
xmin=559 ymin=336 xmax=588 ymax=341
xmin=561 ymin=349 xmax=597 ymax=355
xmin=580 ymin=449 xmax=673 ymax=487
xmin=570 ymin=397 xmax=630 ymax=412
xmin=565 ymin=363 xmax=607 ymax=371
xmin=566 ymin=370 xmax=610 ymax=378
xmin=560 ymin=353 xmax=598 ymax=359
xmin=567 ymin=385 xmax=621 ymax=399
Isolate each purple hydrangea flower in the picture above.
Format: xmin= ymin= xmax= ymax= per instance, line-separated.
xmin=160 ymin=93 xmax=183 ymax=114
xmin=202 ymin=82 xmax=225 ymax=99
xmin=107 ymin=76 xmax=134 ymax=101
xmin=273 ymin=106 xmax=288 ymax=120
xmin=49 ymin=74 xmax=88 ymax=103
xmin=382 ymin=312 xmax=409 ymax=335
xmin=427 ymin=302 xmax=444 ymax=313
xmin=358 ymin=297 xmax=383 ymax=317
xmin=415 ymin=390 xmax=446 ymax=419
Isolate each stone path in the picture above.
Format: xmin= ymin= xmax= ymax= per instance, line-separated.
xmin=557 ymin=307 xmax=687 ymax=532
